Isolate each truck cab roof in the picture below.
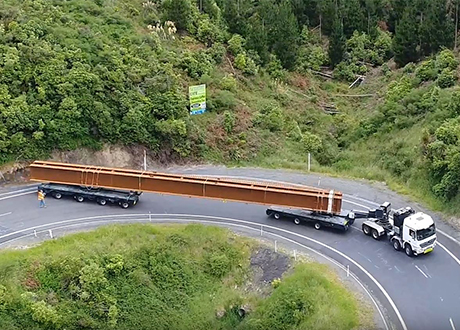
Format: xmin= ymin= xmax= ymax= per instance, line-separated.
xmin=404 ymin=212 xmax=435 ymax=230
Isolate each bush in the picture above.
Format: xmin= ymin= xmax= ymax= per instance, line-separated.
xmin=196 ymin=15 xmax=223 ymax=46
xmin=211 ymin=90 xmax=237 ymax=111
xmin=223 ymin=110 xmax=236 ymax=133
xmin=416 ymin=60 xmax=438 ymax=81
xmin=301 ymin=131 xmax=322 ymax=153
xmin=206 ymin=42 xmax=226 ymax=64
xmin=437 ymin=69 xmax=456 ymax=88
xmin=234 ymin=53 xmax=246 ymax=70
xmin=228 ymin=34 xmax=245 ymax=56
xmin=435 ymin=49 xmax=459 ymax=71
xmin=220 ymin=75 xmax=237 ymax=92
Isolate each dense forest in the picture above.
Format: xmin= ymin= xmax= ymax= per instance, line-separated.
xmin=1 ymin=0 xmax=460 ymax=211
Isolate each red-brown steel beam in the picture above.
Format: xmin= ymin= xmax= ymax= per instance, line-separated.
xmin=29 ymin=161 xmax=343 ymax=214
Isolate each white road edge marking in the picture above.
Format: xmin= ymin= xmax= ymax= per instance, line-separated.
xmin=414 ymin=265 xmax=429 ymax=278
xmin=450 ymin=318 xmax=456 ymax=330
xmin=1 ymin=215 xmax=391 ymax=330
xmin=0 ymin=212 xmax=12 ymax=218
xmin=438 ymin=242 xmax=460 ymax=267
xmin=0 ymin=187 xmax=36 ymax=197
xmin=0 ymin=191 xmax=35 ymax=201
xmin=0 ymin=212 xmax=407 ymax=330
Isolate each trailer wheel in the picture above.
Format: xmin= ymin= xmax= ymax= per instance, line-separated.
xmin=121 ymin=202 xmax=130 ymax=209
xmin=293 ymin=218 xmax=300 ymax=225
xmin=392 ymin=239 xmax=401 ymax=251
xmin=98 ymin=199 xmax=107 ymax=206
xmin=314 ymin=222 xmax=321 ymax=230
xmin=266 ymin=209 xmax=273 ymax=216
xmin=372 ymin=229 xmax=380 ymax=240
xmin=273 ymin=213 xmax=280 ymax=220
xmin=75 ymin=195 xmax=84 ymax=203
xmin=404 ymin=244 xmax=414 ymax=257
xmin=362 ymin=224 xmax=371 ymax=236
xmin=53 ymin=192 xmax=62 ymax=199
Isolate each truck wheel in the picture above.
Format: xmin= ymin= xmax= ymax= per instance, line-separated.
xmin=362 ymin=224 xmax=371 ymax=236
xmin=266 ymin=209 xmax=273 ymax=216
xmin=404 ymin=244 xmax=413 ymax=257
xmin=53 ymin=192 xmax=62 ymax=199
xmin=372 ymin=229 xmax=380 ymax=240
xmin=294 ymin=218 xmax=300 ymax=225
xmin=75 ymin=195 xmax=84 ymax=203
xmin=121 ymin=202 xmax=130 ymax=209
xmin=98 ymin=199 xmax=107 ymax=206
xmin=392 ymin=239 xmax=401 ymax=251
xmin=314 ymin=222 xmax=321 ymax=230
xmin=273 ymin=213 xmax=280 ymax=220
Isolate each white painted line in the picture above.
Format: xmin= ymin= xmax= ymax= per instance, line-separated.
xmin=358 ymin=251 xmax=373 ymax=263
xmin=450 ymin=318 xmax=456 ymax=330
xmin=0 ymin=191 xmax=35 ymax=201
xmin=0 ymin=212 xmax=12 ymax=218
xmin=0 ymin=187 xmax=36 ymax=197
xmin=0 ymin=212 xmax=407 ymax=330
xmin=2 ymin=215 xmax=390 ymax=330
xmin=438 ymin=229 xmax=460 ymax=246
xmin=438 ymin=242 xmax=460 ymax=268
xmin=415 ymin=265 xmax=429 ymax=278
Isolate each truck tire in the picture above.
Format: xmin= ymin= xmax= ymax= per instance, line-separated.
xmin=362 ymin=224 xmax=371 ymax=236
xmin=53 ymin=192 xmax=62 ymax=199
xmin=273 ymin=213 xmax=280 ymax=220
xmin=404 ymin=244 xmax=414 ymax=257
xmin=314 ymin=222 xmax=321 ymax=230
xmin=121 ymin=202 xmax=130 ymax=209
xmin=75 ymin=195 xmax=84 ymax=203
xmin=97 ymin=199 xmax=107 ymax=206
xmin=371 ymin=229 xmax=380 ymax=240
xmin=266 ymin=209 xmax=273 ymax=216
xmin=293 ymin=218 xmax=300 ymax=225
xmin=392 ymin=239 xmax=401 ymax=251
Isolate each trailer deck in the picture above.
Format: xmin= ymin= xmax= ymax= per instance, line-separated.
xmin=266 ymin=206 xmax=354 ymax=231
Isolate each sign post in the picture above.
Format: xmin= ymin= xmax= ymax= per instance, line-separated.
xmin=189 ymin=84 xmax=206 ymax=115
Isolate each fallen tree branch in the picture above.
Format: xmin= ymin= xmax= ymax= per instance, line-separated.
xmin=311 ymin=70 xmax=333 ymax=79
xmin=333 ymin=93 xmax=376 ymax=97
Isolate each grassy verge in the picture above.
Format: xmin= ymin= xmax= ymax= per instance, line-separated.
xmin=0 ymin=224 xmax=366 ymax=330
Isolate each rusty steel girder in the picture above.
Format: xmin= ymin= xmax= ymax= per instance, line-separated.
xmin=29 ymin=161 xmax=343 ymax=214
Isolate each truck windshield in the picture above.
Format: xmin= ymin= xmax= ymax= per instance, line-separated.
xmin=417 ymin=224 xmax=436 ymax=241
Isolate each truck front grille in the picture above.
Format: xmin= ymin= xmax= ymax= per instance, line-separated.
xmin=420 ymin=238 xmax=436 ymax=248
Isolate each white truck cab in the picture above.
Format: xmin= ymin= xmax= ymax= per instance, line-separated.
xmin=399 ymin=212 xmax=437 ymax=256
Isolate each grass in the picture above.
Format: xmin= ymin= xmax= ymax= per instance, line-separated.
xmin=0 ymin=224 xmax=366 ymax=330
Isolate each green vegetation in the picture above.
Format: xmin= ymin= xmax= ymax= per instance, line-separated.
xmin=2 ymin=0 xmax=460 ymax=215
xmin=0 ymin=224 xmax=363 ymax=329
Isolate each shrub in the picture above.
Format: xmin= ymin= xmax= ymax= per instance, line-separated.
xmin=416 ymin=60 xmax=438 ymax=81
xmin=223 ymin=110 xmax=236 ymax=133
xmin=196 ymin=15 xmax=223 ymax=46
xmin=228 ymin=34 xmax=245 ymax=56
xmin=435 ymin=49 xmax=459 ymax=71
xmin=301 ymin=131 xmax=322 ymax=153
xmin=437 ymin=69 xmax=456 ymax=88
xmin=220 ymin=75 xmax=237 ymax=92
xmin=267 ymin=54 xmax=286 ymax=80
xmin=206 ymin=253 xmax=231 ymax=278
xmin=206 ymin=42 xmax=226 ymax=64
xmin=31 ymin=301 xmax=60 ymax=326
xmin=234 ymin=53 xmax=246 ymax=70
xmin=211 ymin=90 xmax=237 ymax=111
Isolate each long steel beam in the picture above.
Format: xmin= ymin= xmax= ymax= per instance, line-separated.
xmin=29 ymin=161 xmax=343 ymax=214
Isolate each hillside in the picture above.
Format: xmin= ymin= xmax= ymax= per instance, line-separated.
xmin=0 ymin=224 xmax=368 ymax=329
xmin=1 ymin=0 xmax=460 ymax=214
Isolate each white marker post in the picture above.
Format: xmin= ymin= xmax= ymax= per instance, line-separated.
xmin=308 ymin=153 xmax=311 ymax=172
xmin=34 ymin=230 xmax=37 ymax=238
xmin=143 ymin=150 xmax=147 ymax=171
xmin=347 ymin=265 xmax=350 ymax=277
xmin=275 ymin=240 xmax=277 ymax=252
xmin=49 ymin=229 xmax=53 ymax=239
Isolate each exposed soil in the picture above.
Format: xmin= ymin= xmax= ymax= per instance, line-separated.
xmin=245 ymin=246 xmax=292 ymax=296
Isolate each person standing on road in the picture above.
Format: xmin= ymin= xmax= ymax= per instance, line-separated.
xmin=38 ymin=189 xmax=46 ymax=208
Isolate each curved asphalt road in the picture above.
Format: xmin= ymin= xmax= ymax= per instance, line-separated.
xmin=1 ymin=166 xmax=460 ymax=330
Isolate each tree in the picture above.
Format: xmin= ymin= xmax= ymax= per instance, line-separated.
xmin=268 ymin=0 xmax=300 ymax=69
xmin=343 ymin=0 xmax=366 ymax=37
xmin=328 ymin=12 xmax=346 ymax=67
xmin=419 ymin=0 xmax=454 ymax=55
xmin=392 ymin=7 xmax=419 ymax=67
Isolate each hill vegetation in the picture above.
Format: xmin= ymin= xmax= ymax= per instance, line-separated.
xmin=0 ymin=224 xmax=365 ymax=329
xmin=1 ymin=0 xmax=460 ymax=213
